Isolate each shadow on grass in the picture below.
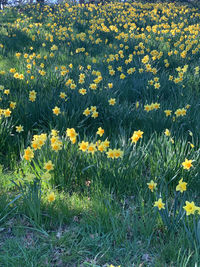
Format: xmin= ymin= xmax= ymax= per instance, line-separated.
xmin=0 ymin=28 xmax=42 ymax=55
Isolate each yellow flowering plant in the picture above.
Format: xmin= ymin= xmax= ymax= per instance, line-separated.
xmin=1 ymin=1 xmax=200 ymax=263
xmin=151 ymin=175 xmax=200 ymax=247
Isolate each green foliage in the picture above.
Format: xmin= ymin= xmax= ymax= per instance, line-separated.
xmin=0 ymin=1 xmax=200 ymax=266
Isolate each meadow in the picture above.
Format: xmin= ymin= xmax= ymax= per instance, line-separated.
xmin=0 ymin=1 xmax=200 ymax=266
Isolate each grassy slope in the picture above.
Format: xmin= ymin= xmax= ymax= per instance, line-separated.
xmin=0 ymin=2 xmax=200 ymax=266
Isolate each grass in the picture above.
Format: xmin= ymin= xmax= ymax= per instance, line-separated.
xmin=0 ymin=192 xmax=198 ymax=267
xmin=0 ymin=171 xmax=199 ymax=266
xmin=0 ymin=0 xmax=200 ymax=266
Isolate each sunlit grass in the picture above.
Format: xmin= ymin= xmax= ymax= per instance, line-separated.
xmin=0 ymin=1 xmax=199 ymax=265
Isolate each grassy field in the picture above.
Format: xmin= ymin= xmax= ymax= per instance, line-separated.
xmin=0 ymin=1 xmax=200 ymax=266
